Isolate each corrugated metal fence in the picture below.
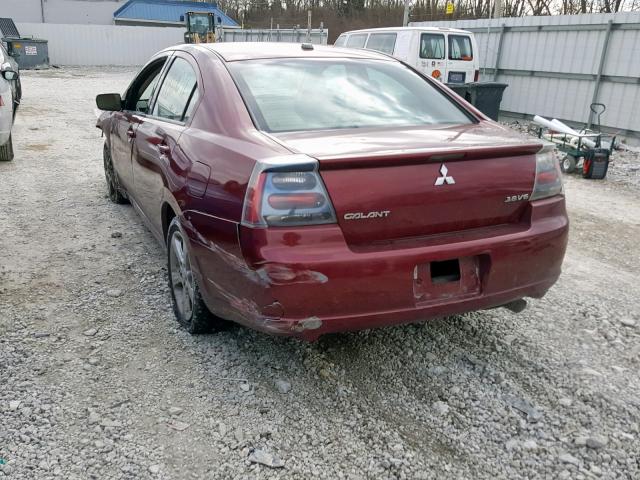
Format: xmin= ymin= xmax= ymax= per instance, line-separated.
xmin=16 ymin=23 xmax=185 ymax=66
xmin=411 ymin=13 xmax=640 ymax=138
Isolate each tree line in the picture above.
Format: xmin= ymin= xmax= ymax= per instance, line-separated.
xmin=212 ymin=0 xmax=640 ymax=41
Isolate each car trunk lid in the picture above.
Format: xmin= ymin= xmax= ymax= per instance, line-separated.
xmin=269 ymin=123 xmax=542 ymax=245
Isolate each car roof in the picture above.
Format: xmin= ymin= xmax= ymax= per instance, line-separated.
xmin=340 ymin=26 xmax=473 ymax=35
xmin=194 ymin=42 xmax=394 ymax=62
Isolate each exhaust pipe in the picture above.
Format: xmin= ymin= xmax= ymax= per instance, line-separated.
xmin=502 ymin=298 xmax=527 ymax=314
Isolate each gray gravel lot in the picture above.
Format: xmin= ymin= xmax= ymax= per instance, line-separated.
xmin=1 ymin=67 xmax=639 ymax=479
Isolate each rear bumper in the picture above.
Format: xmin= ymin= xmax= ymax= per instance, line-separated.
xmin=258 ymin=279 xmax=556 ymax=340
xmin=195 ymin=196 xmax=568 ymax=340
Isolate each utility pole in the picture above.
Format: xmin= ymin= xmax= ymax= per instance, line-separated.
xmin=40 ymin=0 xmax=46 ymax=23
xmin=402 ymin=0 xmax=410 ymax=27
xmin=307 ymin=10 xmax=312 ymax=42
xmin=483 ymin=0 xmax=493 ymax=77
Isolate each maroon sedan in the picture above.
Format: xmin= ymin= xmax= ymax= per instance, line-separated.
xmin=95 ymin=43 xmax=568 ymax=340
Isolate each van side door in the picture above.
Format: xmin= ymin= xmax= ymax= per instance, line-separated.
xmin=446 ymin=34 xmax=475 ymax=84
xmin=417 ymin=32 xmax=446 ymax=82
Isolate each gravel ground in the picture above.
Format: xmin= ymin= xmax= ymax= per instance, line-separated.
xmin=1 ymin=68 xmax=639 ymax=480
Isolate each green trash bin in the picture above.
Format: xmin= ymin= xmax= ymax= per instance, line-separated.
xmin=446 ymin=82 xmax=508 ymax=121
xmin=5 ymin=38 xmax=50 ymax=70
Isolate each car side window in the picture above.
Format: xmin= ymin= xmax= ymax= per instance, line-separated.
xmin=183 ymin=87 xmax=200 ymax=123
xmin=334 ymin=35 xmax=347 ymax=47
xmin=420 ymin=33 xmax=445 ymax=59
xmin=152 ymin=57 xmax=198 ymax=123
xmin=136 ymin=75 xmax=161 ymax=113
xmin=346 ymin=34 xmax=368 ymax=49
xmin=125 ymin=59 xmax=166 ymax=113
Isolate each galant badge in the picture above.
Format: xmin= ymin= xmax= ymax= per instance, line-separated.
xmin=344 ymin=211 xmax=391 ymax=220
xmin=434 ymin=164 xmax=455 ymax=186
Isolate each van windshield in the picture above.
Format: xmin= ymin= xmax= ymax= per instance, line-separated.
xmin=366 ymin=33 xmax=397 ymax=55
xmin=334 ymin=35 xmax=347 ymax=47
xmin=346 ymin=34 xmax=368 ymax=48
xmin=228 ymin=58 xmax=472 ymax=133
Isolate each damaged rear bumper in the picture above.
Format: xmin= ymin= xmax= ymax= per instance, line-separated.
xmin=188 ymin=196 xmax=568 ymax=341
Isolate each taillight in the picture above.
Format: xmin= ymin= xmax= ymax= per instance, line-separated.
xmin=530 ymin=147 xmax=564 ymax=201
xmin=474 ymin=69 xmax=480 ymax=82
xmin=242 ymin=156 xmax=337 ymax=227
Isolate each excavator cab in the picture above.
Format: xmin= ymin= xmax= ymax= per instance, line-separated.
xmin=182 ymin=12 xmax=217 ymax=44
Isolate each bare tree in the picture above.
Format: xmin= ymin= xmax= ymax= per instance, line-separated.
xmin=222 ymin=0 xmax=640 ymax=42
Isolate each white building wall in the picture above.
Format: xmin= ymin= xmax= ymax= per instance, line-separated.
xmin=2 ymin=0 xmax=125 ymax=25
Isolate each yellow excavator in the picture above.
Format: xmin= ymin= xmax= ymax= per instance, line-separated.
xmin=181 ymin=11 xmax=217 ymax=44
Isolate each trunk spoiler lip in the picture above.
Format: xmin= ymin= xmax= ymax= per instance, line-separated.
xmin=314 ymin=142 xmax=545 ymax=170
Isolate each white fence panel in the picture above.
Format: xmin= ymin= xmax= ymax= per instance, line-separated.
xmin=16 ymin=23 xmax=185 ymax=66
xmin=411 ymin=13 xmax=640 ymax=138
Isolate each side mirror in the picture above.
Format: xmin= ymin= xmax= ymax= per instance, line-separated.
xmin=2 ymin=70 xmax=17 ymax=81
xmin=96 ymin=93 xmax=122 ymax=111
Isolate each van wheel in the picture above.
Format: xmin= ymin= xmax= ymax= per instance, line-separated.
xmin=0 ymin=135 xmax=14 ymax=162
xmin=167 ymin=217 xmax=223 ymax=334
xmin=103 ymin=144 xmax=128 ymax=204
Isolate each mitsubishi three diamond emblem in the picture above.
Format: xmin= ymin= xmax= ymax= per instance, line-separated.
xmin=434 ymin=163 xmax=455 ymax=186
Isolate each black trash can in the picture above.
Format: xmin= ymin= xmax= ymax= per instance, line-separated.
xmin=446 ymin=82 xmax=508 ymax=121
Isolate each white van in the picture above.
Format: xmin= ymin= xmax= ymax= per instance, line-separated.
xmin=334 ymin=27 xmax=479 ymax=85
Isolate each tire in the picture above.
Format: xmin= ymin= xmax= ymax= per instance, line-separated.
xmin=560 ymin=154 xmax=576 ymax=173
xmin=167 ymin=217 xmax=222 ymax=334
xmin=0 ymin=134 xmax=14 ymax=162
xmin=103 ymin=143 xmax=128 ymax=204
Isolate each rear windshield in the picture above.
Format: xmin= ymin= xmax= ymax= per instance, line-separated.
xmin=228 ymin=59 xmax=472 ymax=133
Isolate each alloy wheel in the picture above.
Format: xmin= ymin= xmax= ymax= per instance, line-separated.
xmin=104 ymin=149 xmax=118 ymax=199
xmin=169 ymin=230 xmax=195 ymax=320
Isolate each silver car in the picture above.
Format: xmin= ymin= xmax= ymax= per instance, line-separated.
xmin=0 ymin=42 xmax=20 ymax=162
